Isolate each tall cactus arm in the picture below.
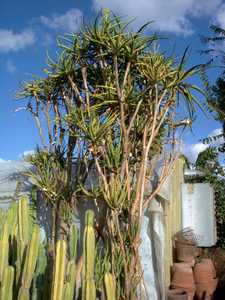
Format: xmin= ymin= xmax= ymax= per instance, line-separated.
xmin=64 ymin=260 xmax=76 ymax=300
xmin=0 ymin=222 xmax=9 ymax=283
xmin=51 ymin=240 xmax=67 ymax=300
xmin=104 ymin=272 xmax=116 ymax=300
xmin=18 ymin=196 xmax=29 ymax=244
xmin=18 ymin=226 xmax=40 ymax=300
xmin=82 ymin=210 xmax=96 ymax=300
xmin=0 ymin=266 xmax=14 ymax=300
xmin=69 ymin=224 xmax=78 ymax=261
xmin=18 ymin=197 xmax=29 ymax=265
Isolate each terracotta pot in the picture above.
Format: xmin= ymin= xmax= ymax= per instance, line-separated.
xmin=167 ymin=288 xmax=188 ymax=300
xmin=173 ymin=261 xmax=195 ymax=270
xmin=196 ymin=278 xmax=218 ymax=299
xmin=172 ymin=264 xmax=195 ymax=288
xmin=175 ymin=241 xmax=197 ymax=263
xmin=171 ymin=263 xmax=195 ymax=300
xmin=172 ymin=263 xmax=193 ymax=273
xmin=187 ymin=291 xmax=195 ymax=300
xmin=171 ymin=284 xmax=195 ymax=300
xmin=195 ymin=247 xmax=202 ymax=257
xmin=201 ymin=259 xmax=216 ymax=274
xmin=194 ymin=259 xmax=216 ymax=283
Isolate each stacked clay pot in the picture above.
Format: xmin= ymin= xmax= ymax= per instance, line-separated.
xmin=194 ymin=258 xmax=218 ymax=300
xmin=171 ymin=263 xmax=195 ymax=300
xmin=175 ymin=240 xmax=197 ymax=265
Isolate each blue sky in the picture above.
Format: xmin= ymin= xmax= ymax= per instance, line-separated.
xmin=1 ymin=0 xmax=225 ymax=162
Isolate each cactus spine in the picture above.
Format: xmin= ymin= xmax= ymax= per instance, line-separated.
xmin=104 ymin=272 xmax=116 ymax=300
xmin=51 ymin=240 xmax=67 ymax=300
xmin=0 ymin=266 xmax=14 ymax=300
xmin=18 ymin=226 xmax=40 ymax=300
xmin=82 ymin=210 xmax=96 ymax=300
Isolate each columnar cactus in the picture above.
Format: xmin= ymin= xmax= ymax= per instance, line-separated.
xmin=6 ymin=202 xmax=18 ymax=237
xmin=18 ymin=226 xmax=40 ymax=300
xmin=51 ymin=240 xmax=67 ymax=300
xmin=104 ymin=272 xmax=116 ymax=300
xmin=0 ymin=266 xmax=14 ymax=300
xmin=64 ymin=260 xmax=76 ymax=300
xmin=18 ymin=197 xmax=29 ymax=263
xmin=69 ymin=224 xmax=78 ymax=260
xmin=0 ymin=222 xmax=9 ymax=283
xmin=18 ymin=197 xmax=29 ymax=244
xmin=0 ymin=198 xmax=117 ymax=299
xmin=63 ymin=282 xmax=72 ymax=299
xmin=16 ymin=197 xmax=30 ymax=286
xmin=31 ymin=241 xmax=47 ymax=300
xmin=82 ymin=210 xmax=96 ymax=300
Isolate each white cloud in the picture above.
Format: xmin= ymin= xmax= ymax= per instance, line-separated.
xmin=211 ymin=127 xmax=223 ymax=136
xmin=40 ymin=8 xmax=83 ymax=32
xmin=183 ymin=142 xmax=208 ymax=163
xmin=0 ymin=29 xmax=35 ymax=53
xmin=92 ymin=0 xmax=222 ymax=35
xmin=0 ymin=158 xmax=11 ymax=163
xmin=183 ymin=127 xmax=223 ymax=163
xmin=5 ymin=60 xmax=17 ymax=74
xmin=215 ymin=3 xmax=225 ymax=28
xmin=42 ymin=33 xmax=54 ymax=47
xmin=20 ymin=150 xmax=35 ymax=159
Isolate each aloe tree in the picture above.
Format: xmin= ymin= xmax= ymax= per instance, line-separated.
xmin=17 ymin=11 xmax=204 ymax=299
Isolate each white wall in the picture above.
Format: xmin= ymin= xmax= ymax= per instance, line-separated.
xmin=181 ymin=183 xmax=216 ymax=247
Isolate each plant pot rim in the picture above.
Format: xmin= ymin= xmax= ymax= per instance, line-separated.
xmin=168 ymin=288 xmax=187 ymax=295
xmin=171 ymin=284 xmax=196 ymax=291
xmin=175 ymin=240 xmax=197 ymax=246
xmin=196 ymin=278 xmax=218 ymax=285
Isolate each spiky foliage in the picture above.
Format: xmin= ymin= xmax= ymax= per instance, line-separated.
xmin=201 ymin=25 xmax=225 ymax=61
xmin=17 ymin=11 xmax=204 ymax=298
xmin=26 ymin=149 xmax=74 ymax=243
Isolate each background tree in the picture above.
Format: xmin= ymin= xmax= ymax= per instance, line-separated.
xmin=201 ymin=25 xmax=225 ymax=149
xmin=195 ymin=147 xmax=225 ymax=249
xmin=17 ymin=11 xmax=204 ymax=299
